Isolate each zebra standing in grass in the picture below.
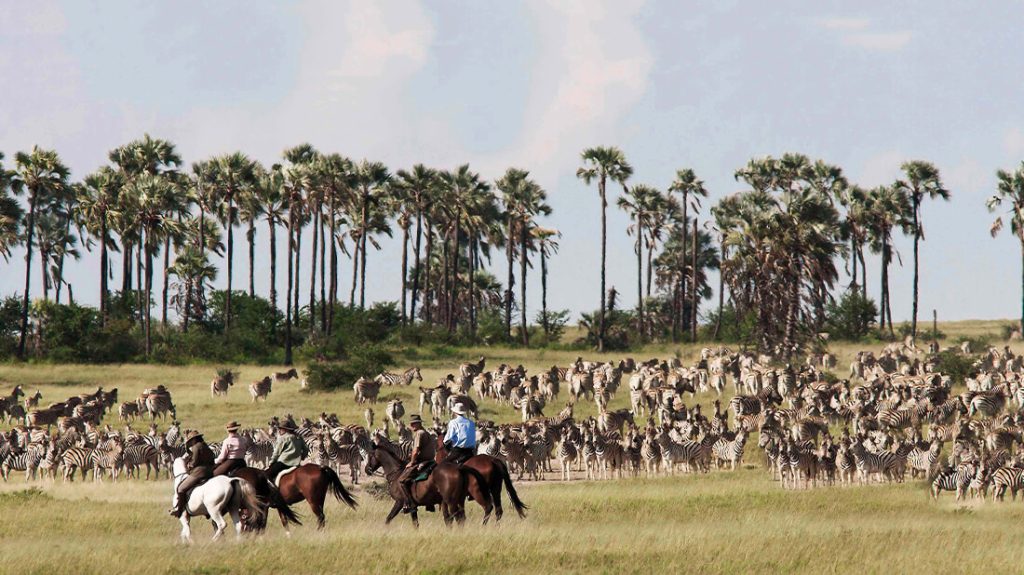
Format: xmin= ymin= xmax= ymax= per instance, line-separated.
xmin=557 ymin=428 xmax=578 ymax=481
xmin=61 ymin=446 xmax=96 ymax=482
xmin=90 ymin=440 xmax=124 ymax=482
xmin=354 ymin=378 xmax=382 ymax=404
xmin=249 ymin=377 xmax=273 ymax=402
xmin=851 ymin=439 xmax=902 ymax=484
xmin=375 ymin=367 xmax=422 ymax=387
xmin=991 ymin=466 xmax=1024 ymax=501
xmin=712 ymin=429 xmax=748 ymax=470
xmin=641 ymin=430 xmax=661 ymax=477
xmin=121 ymin=443 xmax=161 ymax=480
xmin=931 ymin=463 xmax=979 ymax=500
xmin=2 ymin=444 xmax=45 ymax=481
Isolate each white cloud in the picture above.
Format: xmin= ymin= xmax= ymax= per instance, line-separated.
xmin=842 ymin=31 xmax=913 ymax=52
xmin=818 ymin=17 xmax=869 ymax=31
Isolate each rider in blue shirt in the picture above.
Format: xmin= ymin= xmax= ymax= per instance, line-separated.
xmin=443 ymin=403 xmax=477 ymax=464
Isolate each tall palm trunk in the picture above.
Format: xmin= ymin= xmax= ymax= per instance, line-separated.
xmin=400 ymin=221 xmax=409 ymax=323
xmin=506 ymin=216 xmax=514 ymax=337
xmin=267 ymin=216 xmax=278 ymax=312
xmin=17 ymin=190 xmax=37 ymax=358
xmin=293 ymin=223 xmax=302 ymax=323
xmin=449 ymin=220 xmax=460 ymax=333
xmin=247 ymin=219 xmax=256 ymax=298
xmin=183 ymin=278 xmax=192 ymax=333
xmin=635 ymin=227 xmax=643 ymax=337
xmin=911 ymin=199 xmax=920 ymax=338
xmin=359 ymin=196 xmax=369 ymax=309
xmin=441 ymin=229 xmax=450 ymax=329
xmin=136 ymin=234 xmax=144 ymax=321
xmin=880 ymin=233 xmax=894 ymax=337
xmin=309 ymin=206 xmax=318 ymax=328
xmin=713 ymin=240 xmax=725 ymax=340
xmin=468 ymin=239 xmax=476 ymax=337
xmin=121 ymin=242 xmax=132 ymax=295
xmin=349 ymin=233 xmax=359 ymax=308
xmin=849 ymin=234 xmax=858 ymax=291
xmin=319 ymin=208 xmax=326 ymax=331
xmin=1020 ymin=239 xmax=1024 ymax=335
xmin=541 ymin=245 xmax=549 ymax=336
xmin=646 ymin=240 xmax=654 ymax=299
xmin=162 ymin=235 xmax=171 ymax=326
xmin=691 ymin=218 xmax=699 ymax=342
xmin=410 ymin=208 xmax=423 ymax=323
xmin=285 ymin=214 xmax=294 ymax=365
xmin=99 ymin=219 xmax=108 ymax=325
xmin=424 ymin=221 xmax=434 ymax=325
xmin=598 ymin=176 xmax=607 ymax=352
xmin=55 ymin=214 xmax=72 ymax=304
xmin=327 ymin=196 xmax=337 ymax=332
xmin=225 ymin=194 xmax=234 ymax=332
xmin=144 ymin=237 xmax=154 ymax=356
xmin=520 ymin=227 xmax=529 ymax=346
xmin=680 ymin=198 xmax=689 ymax=339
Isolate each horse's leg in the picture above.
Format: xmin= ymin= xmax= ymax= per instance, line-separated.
xmin=278 ymin=509 xmax=292 ymax=536
xmin=384 ymin=500 xmax=402 ymax=524
xmin=179 ymin=515 xmax=192 ymax=544
xmin=210 ymin=507 xmax=226 ymax=541
xmin=410 ymin=509 xmax=419 ymax=528
xmin=491 ymin=475 xmax=504 ymax=522
xmin=308 ymin=494 xmax=327 ymax=529
xmin=230 ymin=509 xmax=243 ymax=540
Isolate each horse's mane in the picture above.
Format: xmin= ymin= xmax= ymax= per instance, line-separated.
xmin=374 ymin=440 xmax=406 ymax=464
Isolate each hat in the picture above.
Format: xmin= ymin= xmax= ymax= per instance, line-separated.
xmin=277 ymin=425 xmax=296 ymax=433
xmin=408 ymin=414 xmax=423 ymax=426
xmin=185 ymin=431 xmax=205 ymax=446
xmin=451 ymin=403 xmax=468 ymax=416
xmin=225 ymin=421 xmax=241 ymax=432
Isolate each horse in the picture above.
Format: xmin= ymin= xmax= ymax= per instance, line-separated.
xmin=230 ymin=467 xmax=303 ymax=534
xmin=364 ymin=442 xmax=492 ymax=527
xmin=435 ymin=437 xmax=528 ymax=522
xmin=272 ymin=463 xmax=358 ymax=528
xmin=170 ymin=457 xmax=264 ymax=543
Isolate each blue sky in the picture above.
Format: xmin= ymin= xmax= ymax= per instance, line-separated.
xmin=1 ymin=1 xmax=1022 ymax=323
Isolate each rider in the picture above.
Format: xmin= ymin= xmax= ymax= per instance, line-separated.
xmin=398 ymin=414 xmax=435 ymax=513
xmin=266 ymin=424 xmax=308 ymax=483
xmin=212 ymin=420 xmax=250 ymax=477
xmin=443 ymin=403 xmax=477 ymax=464
xmin=169 ymin=430 xmax=215 ymax=517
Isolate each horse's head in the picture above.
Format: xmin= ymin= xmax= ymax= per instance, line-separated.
xmin=364 ymin=449 xmax=381 ymax=476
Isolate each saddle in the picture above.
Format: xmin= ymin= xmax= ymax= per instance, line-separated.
xmin=412 ymin=461 xmax=436 ymax=482
xmin=274 ymin=466 xmax=299 ymax=488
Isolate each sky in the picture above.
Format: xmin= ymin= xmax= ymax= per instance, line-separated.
xmin=1 ymin=0 xmax=1023 ymax=324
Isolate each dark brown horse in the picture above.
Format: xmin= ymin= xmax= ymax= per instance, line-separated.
xmin=364 ymin=443 xmax=492 ymax=527
xmin=231 ymin=467 xmax=303 ymax=533
xmin=250 ymin=464 xmax=357 ymax=528
xmin=435 ymin=438 xmax=528 ymax=522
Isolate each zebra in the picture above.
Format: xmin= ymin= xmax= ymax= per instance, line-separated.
xmin=61 ymin=446 xmax=96 ymax=482
xmin=272 ymin=368 xmax=299 ymax=383
xmin=557 ymin=430 xmax=578 ymax=481
xmin=641 ymin=431 xmax=661 ymax=477
xmin=118 ymin=402 xmax=140 ymax=422
xmin=1 ymin=444 xmax=45 ymax=481
xmin=211 ymin=372 xmax=235 ymax=397
xmin=850 ymin=440 xmax=904 ymax=484
xmin=364 ymin=408 xmax=374 ymax=429
xmin=121 ymin=444 xmax=161 ymax=480
xmin=354 ymin=377 xmax=382 ymax=404
xmin=991 ymin=467 xmax=1024 ymax=501
xmin=249 ymin=377 xmax=273 ymax=402
xmin=375 ymin=367 xmax=422 ymax=387
xmin=90 ymin=441 xmax=124 ymax=482
xmin=907 ymin=440 xmax=943 ymax=479
xmin=384 ymin=399 xmax=405 ymax=428
xmin=23 ymin=390 xmax=42 ymax=411
xmin=144 ymin=392 xmax=176 ymax=421
xmin=931 ymin=463 xmax=979 ymax=501
xmin=712 ymin=429 xmax=748 ymax=470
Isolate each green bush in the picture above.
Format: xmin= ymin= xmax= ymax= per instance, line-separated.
xmin=302 ymin=344 xmax=394 ymax=392
xmin=932 ymin=350 xmax=975 ymax=384
xmin=701 ymin=303 xmax=757 ymax=344
xmin=825 ymin=290 xmax=878 ymax=340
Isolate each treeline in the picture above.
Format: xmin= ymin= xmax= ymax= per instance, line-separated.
xmin=8 ymin=136 xmax=1024 ymax=363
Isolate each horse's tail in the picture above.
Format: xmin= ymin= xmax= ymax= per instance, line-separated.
xmin=321 ymin=465 xmax=358 ymax=509
xmin=233 ymin=478 xmax=267 ymax=523
xmin=262 ymin=475 xmax=302 ymax=527
xmin=462 ymin=466 xmax=493 ymax=507
xmin=495 ymin=458 xmax=528 ymax=518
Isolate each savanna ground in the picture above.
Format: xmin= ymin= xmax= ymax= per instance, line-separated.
xmin=0 ymin=319 xmax=1022 ymax=575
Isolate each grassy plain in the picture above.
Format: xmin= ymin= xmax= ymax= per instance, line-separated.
xmin=0 ymin=319 xmax=1020 ymax=575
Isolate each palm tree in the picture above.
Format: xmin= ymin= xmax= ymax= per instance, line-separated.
xmin=76 ymin=167 xmax=121 ymax=324
xmin=533 ymin=226 xmax=561 ymax=337
xmin=0 ymin=153 xmax=23 ymax=263
xmin=668 ymin=168 xmax=708 ymax=334
xmin=168 ymin=245 xmax=217 ymax=333
xmin=439 ymin=165 xmax=492 ymax=334
xmin=496 ymin=168 xmax=550 ymax=341
xmin=894 ymin=161 xmax=949 ymax=338
xmin=865 ymin=185 xmax=913 ymax=337
xmin=350 ymin=160 xmax=391 ymax=309
xmin=394 ymin=165 xmax=437 ymax=326
xmin=134 ymin=173 xmax=186 ymax=355
xmin=254 ymin=164 xmax=288 ymax=314
xmin=13 ymin=147 xmax=70 ymax=359
xmin=617 ymin=184 xmax=663 ymax=336
xmin=576 ymin=146 xmax=633 ymax=351
xmin=237 ymin=166 xmax=265 ymax=299
xmin=313 ymin=153 xmax=353 ymax=333
xmin=281 ymin=160 xmax=312 ymax=365
xmin=988 ymin=162 xmax=1024 ymax=334
xmin=839 ymin=185 xmax=871 ymax=299
xmin=209 ymin=152 xmax=257 ymax=332
xmin=34 ymin=211 xmax=80 ymax=302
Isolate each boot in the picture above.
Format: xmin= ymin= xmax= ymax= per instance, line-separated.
xmin=399 ymin=482 xmax=416 ymax=513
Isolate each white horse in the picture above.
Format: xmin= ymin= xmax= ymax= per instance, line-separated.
xmin=171 ymin=457 xmax=264 ymax=543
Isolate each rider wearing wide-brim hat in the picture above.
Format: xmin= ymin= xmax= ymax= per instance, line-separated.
xmin=170 ymin=430 xmax=215 ymax=517
xmin=443 ymin=402 xmax=477 ymax=465
xmin=397 ymin=414 xmax=436 ymax=513
xmin=266 ymin=424 xmax=309 ymax=483
xmin=213 ymin=420 xmax=250 ymax=477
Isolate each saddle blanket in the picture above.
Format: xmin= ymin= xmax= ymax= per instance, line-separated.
xmin=413 ymin=461 xmax=436 ymax=482
xmin=274 ymin=466 xmax=298 ymax=488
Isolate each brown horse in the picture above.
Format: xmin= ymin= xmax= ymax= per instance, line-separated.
xmin=260 ymin=464 xmax=357 ymax=528
xmin=231 ymin=467 xmax=303 ymax=533
xmin=435 ymin=438 xmax=528 ymax=522
xmin=364 ymin=443 xmax=492 ymax=527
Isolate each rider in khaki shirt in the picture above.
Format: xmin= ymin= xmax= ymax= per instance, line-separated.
xmin=397 ymin=415 xmax=435 ymax=512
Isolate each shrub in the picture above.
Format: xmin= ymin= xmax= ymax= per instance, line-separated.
xmin=302 ymin=344 xmax=394 ymax=392
xmin=535 ymin=309 xmax=571 ymax=344
xmin=932 ymin=350 xmax=975 ymax=384
xmin=825 ymin=290 xmax=878 ymax=340
xmin=1001 ymin=323 xmax=1021 ymax=341
xmin=701 ymin=304 xmax=757 ymax=344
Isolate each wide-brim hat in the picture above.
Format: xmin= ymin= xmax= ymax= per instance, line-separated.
xmin=185 ymin=431 xmax=204 ymax=446
xmin=278 ymin=425 xmax=296 ymax=433
xmin=408 ymin=414 xmax=423 ymax=426
xmin=225 ymin=421 xmax=241 ymax=432
xmin=451 ymin=403 xmax=468 ymax=416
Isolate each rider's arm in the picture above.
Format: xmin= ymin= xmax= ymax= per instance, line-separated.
xmin=214 ymin=439 xmax=229 ymax=464
xmin=269 ymin=438 xmax=283 ymax=464
xmin=444 ymin=420 xmax=456 ymax=443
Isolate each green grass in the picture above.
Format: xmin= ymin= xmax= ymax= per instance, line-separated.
xmin=0 ymin=319 xmax=1021 ymax=574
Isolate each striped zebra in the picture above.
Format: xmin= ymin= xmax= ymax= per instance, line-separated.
xmin=354 ymin=378 xmax=382 ymax=404
xmin=144 ymin=393 xmax=176 ymax=421
xmin=90 ymin=442 xmax=124 ymax=481
xmin=991 ymin=467 xmax=1024 ymax=501
xmin=557 ymin=430 xmax=578 ymax=481
xmin=118 ymin=402 xmax=140 ymax=422
xmin=1 ymin=445 xmax=45 ymax=481
xmin=907 ymin=440 xmax=943 ymax=479
xmin=249 ymin=377 xmax=272 ymax=402
xmin=245 ymin=439 xmax=274 ymax=469
xmin=375 ymin=367 xmax=422 ymax=387
xmin=61 ymin=446 xmax=96 ymax=482
xmin=641 ymin=432 xmax=661 ymax=477
xmin=850 ymin=440 xmax=904 ymax=484
xmin=121 ymin=444 xmax=160 ymax=480
xmin=712 ymin=429 xmax=748 ymax=470
xmin=931 ymin=463 xmax=979 ymax=501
